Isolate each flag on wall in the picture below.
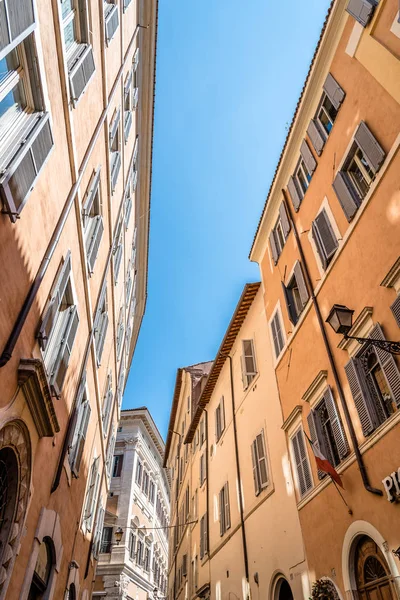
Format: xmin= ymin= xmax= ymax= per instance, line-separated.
xmin=305 ymin=434 xmax=344 ymax=489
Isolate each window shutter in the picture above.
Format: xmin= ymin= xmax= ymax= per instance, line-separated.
xmin=332 ymin=171 xmax=359 ymax=221
xmin=279 ymin=201 xmax=291 ymax=239
xmin=323 ymin=73 xmax=345 ymax=110
xmin=251 ymin=440 xmax=260 ymax=495
xmin=1 ymin=113 xmax=54 ymax=222
xmin=323 ymin=386 xmax=349 ymax=459
xmin=105 ymin=4 xmax=120 ymax=44
xmin=294 ymin=262 xmax=309 ymax=307
xmin=269 ymin=231 xmax=279 ymax=264
xmin=346 ymin=0 xmax=376 ymax=27
xmin=123 ymin=0 xmax=133 ymax=11
xmin=96 ymin=311 xmax=109 ymax=364
xmin=219 ymin=488 xmax=224 ymax=536
xmin=344 ymin=357 xmax=376 ymax=435
xmin=200 ymin=517 xmax=204 ymax=558
xmin=354 ymin=121 xmax=385 ymax=174
xmin=291 ymin=431 xmax=307 ymax=496
xmin=256 ymin=432 xmax=268 ymax=486
xmin=215 ymin=406 xmax=220 ymax=441
xmin=287 ymin=176 xmax=301 ymax=211
xmin=390 ymin=296 xmax=400 ymax=328
xmin=72 ymin=399 xmax=91 ymax=477
xmin=282 ymin=281 xmax=298 ymax=326
xmin=124 ymin=111 xmax=133 ymax=142
xmin=300 ymin=140 xmax=317 ymax=176
xmin=306 ymin=411 xmax=325 ymax=479
xmin=84 ymin=457 xmax=100 ymax=529
xmin=87 ymin=216 xmax=104 ymax=273
xmin=111 ymin=152 xmax=122 ymax=192
xmin=110 ymin=109 xmax=121 ymax=145
xmin=93 ymin=504 xmax=105 ymax=558
xmin=224 ymin=483 xmax=230 ymax=530
xmin=369 ymin=324 xmax=400 ymax=407
xmin=102 ymin=375 xmax=113 ymax=432
xmin=83 ymin=168 xmax=101 ymax=222
xmin=0 ymin=0 xmax=35 ymax=51
xmin=50 ymin=306 xmax=79 ymax=396
xmin=243 ymin=340 xmax=257 ymax=377
xmin=69 ymin=45 xmax=95 ymax=106
xmin=293 ymin=429 xmax=312 ymax=496
xmin=271 ymin=313 xmax=284 ymax=358
xmin=307 ymin=119 xmax=325 ymax=156
xmin=38 ymin=252 xmax=72 ymax=350
xmin=313 ymin=209 xmax=338 ymax=268
xmin=133 ymin=48 xmax=140 ymax=70
xmin=114 ymin=245 xmax=123 ymax=283
xmin=220 ymin=396 xmax=225 ymax=433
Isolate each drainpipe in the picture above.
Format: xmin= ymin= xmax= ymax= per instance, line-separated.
xmin=171 ymin=431 xmax=181 ymax=600
xmin=224 ymin=355 xmax=250 ymax=587
xmin=281 ymin=189 xmax=382 ymax=496
xmin=203 ymin=408 xmax=211 ymax=588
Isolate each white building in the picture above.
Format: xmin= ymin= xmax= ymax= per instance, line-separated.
xmin=94 ymin=408 xmax=170 ymax=600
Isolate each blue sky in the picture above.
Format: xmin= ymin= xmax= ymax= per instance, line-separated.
xmin=123 ymin=0 xmax=332 ymax=438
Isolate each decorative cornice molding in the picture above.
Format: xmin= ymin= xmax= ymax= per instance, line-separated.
xmin=18 ymin=358 xmax=59 ymax=437
xmin=281 ymin=405 xmax=303 ymax=432
xmin=302 ymin=370 xmax=328 ymax=403
xmin=381 ymin=257 xmax=400 ymax=292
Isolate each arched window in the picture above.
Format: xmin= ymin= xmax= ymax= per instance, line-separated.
xmin=28 ymin=537 xmax=54 ymax=599
xmin=0 ymin=447 xmax=19 ymax=561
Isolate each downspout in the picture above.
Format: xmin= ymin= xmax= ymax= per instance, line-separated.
xmin=281 ymin=188 xmax=382 ymax=496
xmin=226 ymin=356 xmax=250 ymax=587
xmin=203 ymin=408 xmax=211 ymax=589
xmin=173 ymin=433 xmax=181 ymax=600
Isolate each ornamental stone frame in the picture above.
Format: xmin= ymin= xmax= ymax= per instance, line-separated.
xmin=0 ymin=419 xmax=32 ymax=600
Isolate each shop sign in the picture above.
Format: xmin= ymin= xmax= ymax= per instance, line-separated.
xmin=382 ymin=469 xmax=400 ymax=502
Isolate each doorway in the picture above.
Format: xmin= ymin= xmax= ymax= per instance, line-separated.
xmin=355 ymin=536 xmax=396 ymax=600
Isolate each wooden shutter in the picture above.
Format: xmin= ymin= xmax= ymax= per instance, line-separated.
xmin=282 ymin=281 xmax=297 ymax=326
xmin=219 ymin=488 xmax=224 ymax=536
xmin=323 ymin=386 xmax=349 ymax=459
xmin=102 ymin=375 xmax=113 ymax=432
xmin=292 ymin=429 xmax=312 ymax=496
xmin=215 ymin=405 xmax=221 ymax=441
xmin=69 ymin=45 xmax=95 ymax=107
xmin=294 ymin=262 xmax=309 ymax=307
xmin=323 ymin=73 xmax=345 ymax=110
xmin=0 ymin=0 xmax=35 ymax=52
xmin=220 ymin=396 xmax=225 ymax=433
xmin=38 ymin=252 xmax=71 ymax=350
xmin=83 ymin=167 xmax=101 ymax=223
xmin=269 ymin=231 xmax=279 ymax=264
xmin=224 ymin=483 xmax=230 ymax=530
xmin=354 ymin=121 xmax=385 ymax=174
xmin=390 ymin=296 xmax=400 ymax=327
xmin=243 ymin=340 xmax=257 ymax=377
xmin=133 ymin=48 xmax=140 ymax=70
xmin=1 ymin=113 xmax=54 ymax=221
xmin=50 ymin=306 xmax=79 ymax=396
xmin=307 ymin=119 xmax=325 ymax=156
xmin=271 ymin=313 xmax=284 ymax=358
xmin=346 ymin=0 xmax=376 ymax=27
xmin=251 ymin=440 xmax=260 ymax=495
xmin=200 ymin=516 xmax=204 ymax=558
xmin=279 ymin=202 xmax=291 ymax=239
xmin=84 ymin=457 xmax=100 ymax=529
xmin=344 ymin=357 xmax=376 ymax=435
xmin=306 ymin=411 xmax=325 ymax=479
xmin=312 ymin=209 xmax=338 ymax=269
xmin=97 ymin=311 xmax=109 ymax=364
xmin=124 ymin=111 xmax=133 ymax=141
xmin=300 ymin=140 xmax=317 ymax=175
xmin=369 ymin=324 xmax=400 ymax=407
xmin=183 ymin=554 xmax=188 ymax=577
xmin=256 ymin=432 xmax=268 ymax=487
xmin=105 ymin=4 xmax=120 ymax=44
xmin=111 ymin=153 xmax=122 ymax=192
xmin=87 ymin=216 xmax=104 ymax=273
xmin=92 ymin=504 xmax=105 ymax=558
xmin=332 ymin=171 xmax=359 ymax=221
xmin=287 ymin=176 xmax=301 ymax=211
xmin=110 ymin=109 xmax=121 ymax=145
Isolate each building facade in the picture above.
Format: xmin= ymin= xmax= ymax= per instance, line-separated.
xmin=164 ymin=286 xmax=309 ymax=600
xmin=0 ymin=0 xmax=156 ymax=597
xmin=94 ymin=408 xmax=170 ymax=600
xmin=250 ymin=0 xmax=400 ymax=599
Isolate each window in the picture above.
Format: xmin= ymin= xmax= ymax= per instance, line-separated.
xmin=117 ymin=365 xmax=125 ymax=408
xmin=199 ymin=513 xmax=208 ymax=559
xmin=144 ymin=545 xmax=151 ymax=572
xmin=0 ymin=25 xmax=54 ymax=222
xmin=219 ymin=482 xmax=231 ymax=536
xmin=101 ymin=526 xmax=113 ymax=553
xmin=333 ymin=121 xmax=385 ymax=221
xmin=142 ymin=470 xmax=149 ymax=496
xmin=192 ymin=489 xmax=198 ymax=520
xmin=270 ymin=309 xmax=285 ymax=359
xmin=241 ymin=340 xmax=257 ymax=389
xmin=187 ymin=395 xmax=190 ymax=413
xmin=131 ymin=227 xmax=138 ymax=266
xmin=307 ymin=387 xmax=349 ymax=480
xmin=125 ymin=184 xmax=133 ymax=230
xmin=307 ymin=73 xmax=344 ymax=156
xmin=68 ymin=374 xmax=91 ymax=476
xmin=124 ymin=70 xmax=134 ymax=142
xmin=106 ymin=430 xmax=116 ymax=482
xmin=311 ymin=208 xmax=338 ymax=270
xmin=199 ymin=418 xmax=205 ymax=446
xmin=123 ymin=0 xmax=134 ymax=12
xmin=116 ymin=308 xmax=125 ymax=360
xmin=282 ymin=262 xmax=309 ymax=325
xmin=199 ymin=452 xmax=206 ymax=486
xmin=83 ymin=168 xmax=103 ymax=273
xmin=291 ymin=428 xmax=313 ymax=498
xmin=131 ymin=136 xmax=139 ymax=193
xmin=113 ymin=218 xmax=123 ymax=283
xmin=287 ymin=140 xmax=317 ymax=211
xmin=104 ymin=0 xmax=119 ymax=45
xmin=136 ymin=539 xmax=143 ymax=566
xmin=28 ymin=538 xmax=54 ymax=598
xmin=391 ymin=295 xmax=400 ymax=328
xmin=182 ymin=554 xmax=188 ymax=577
xmin=37 ymin=252 xmax=79 ymax=396
xmin=94 ymin=286 xmax=109 ymax=365
xmin=135 ymin=460 xmax=143 ymax=486
xmin=126 ymin=261 xmax=133 ymax=306
xmin=109 ymin=108 xmax=121 ymax=192
xmin=344 ymin=324 xmax=400 ymax=436
xmin=61 ymin=0 xmax=96 ymax=106
xmin=112 ymin=454 xmax=123 ymax=477
xmin=102 ymin=372 xmax=113 ymax=435
xmin=185 ymin=485 xmax=190 ymax=521
xmin=83 ymin=456 xmax=100 ymax=531
xmin=129 ymin=532 xmax=136 ymax=559
xmin=92 ymin=504 xmax=105 ymax=557
xmin=346 ymin=0 xmax=376 ymax=27
xmin=149 ymin=480 xmax=155 ymax=504
xmin=269 ymin=202 xmax=291 ymax=264
xmin=251 ymin=430 xmax=268 ymax=495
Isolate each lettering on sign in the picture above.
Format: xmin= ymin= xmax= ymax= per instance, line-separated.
xmin=382 ymin=469 xmax=400 ymax=502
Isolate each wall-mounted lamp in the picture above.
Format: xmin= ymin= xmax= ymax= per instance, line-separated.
xmin=115 ymin=527 xmax=124 ymax=544
xmin=326 ymin=304 xmax=400 ymax=355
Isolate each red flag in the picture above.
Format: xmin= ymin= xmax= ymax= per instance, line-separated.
xmin=305 ymin=434 xmax=344 ymax=489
